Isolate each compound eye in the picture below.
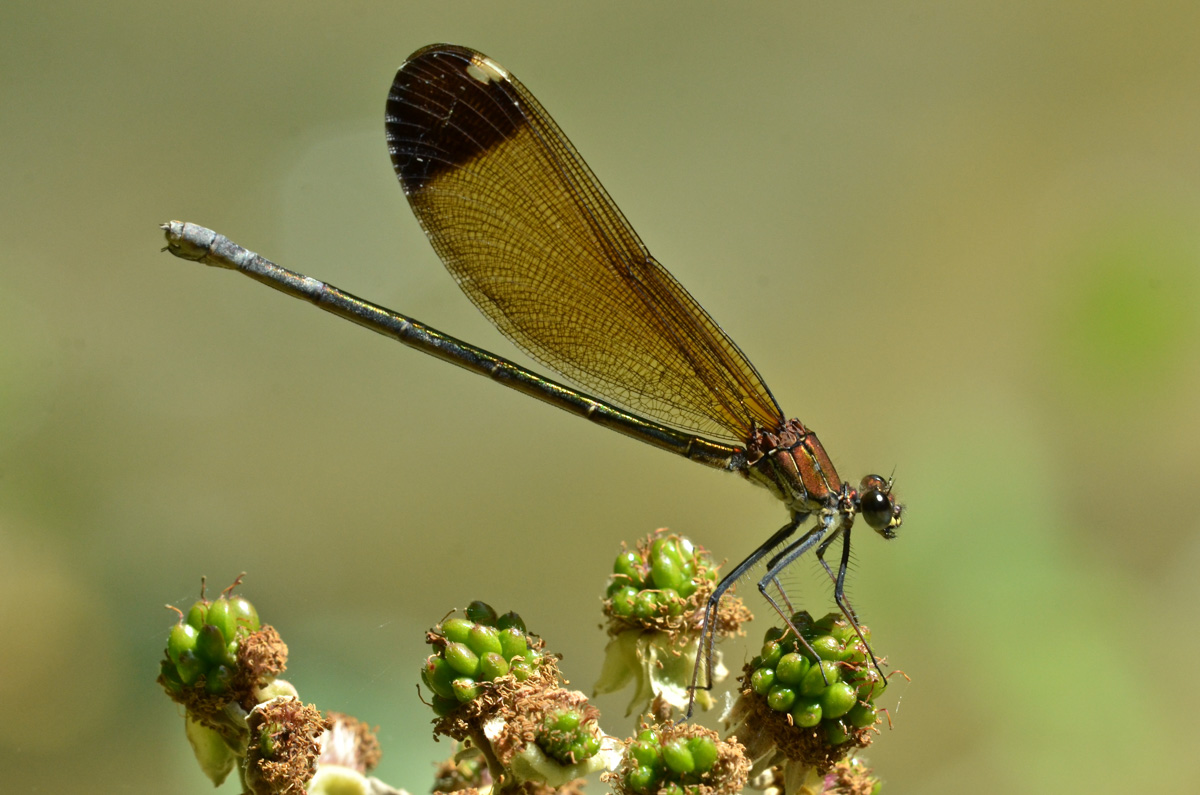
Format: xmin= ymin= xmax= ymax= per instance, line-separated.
xmin=860 ymin=488 xmax=893 ymax=531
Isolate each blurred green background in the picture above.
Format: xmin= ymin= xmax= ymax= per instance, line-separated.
xmin=3 ymin=2 xmax=1198 ymax=792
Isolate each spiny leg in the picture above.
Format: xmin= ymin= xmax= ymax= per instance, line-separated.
xmin=816 ymin=523 xmax=887 ymax=681
xmin=816 ymin=530 xmax=859 ymax=622
xmin=755 ymin=516 xmax=838 ymax=675
xmin=768 ymin=574 xmax=795 ymax=614
xmin=686 ymin=516 xmax=802 ymax=719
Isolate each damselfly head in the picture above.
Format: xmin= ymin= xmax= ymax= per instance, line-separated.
xmin=857 ymin=474 xmax=902 ymax=539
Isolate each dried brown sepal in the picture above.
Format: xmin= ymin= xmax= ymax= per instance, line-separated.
xmin=431 ymin=653 xmax=563 ymax=742
xmin=156 ymin=680 xmax=244 ymax=755
xmin=237 ymin=625 xmax=289 ymax=707
xmin=707 ymin=587 xmax=754 ymax=641
xmin=728 ymin=667 xmax=872 ymax=774
xmin=606 ymin=722 xmax=749 ymax=795
xmin=156 ymin=665 xmax=233 ymax=721
xmin=319 ymin=711 xmax=382 ymax=773
xmin=822 ymin=757 xmax=879 ymax=795
xmin=648 ymin=694 xmax=674 ymax=725
xmin=244 ymin=697 xmax=332 ymax=795
xmin=490 ymin=688 xmax=599 ymax=768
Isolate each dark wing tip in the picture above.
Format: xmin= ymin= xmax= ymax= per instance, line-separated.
xmin=385 ymin=44 xmax=525 ymax=193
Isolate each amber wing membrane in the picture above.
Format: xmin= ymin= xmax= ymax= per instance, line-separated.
xmin=385 ymin=44 xmax=783 ymax=441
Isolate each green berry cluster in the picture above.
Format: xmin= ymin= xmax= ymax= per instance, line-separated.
xmin=747 ymin=612 xmax=884 ymax=745
xmin=624 ymin=727 xmax=720 ymax=795
xmin=161 ymin=593 xmax=261 ymax=696
xmin=536 ymin=707 xmax=603 ymax=765
xmin=606 ymin=533 xmax=716 ymax=621
xmin=422 ymin=601 xmax=543 ymax=716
